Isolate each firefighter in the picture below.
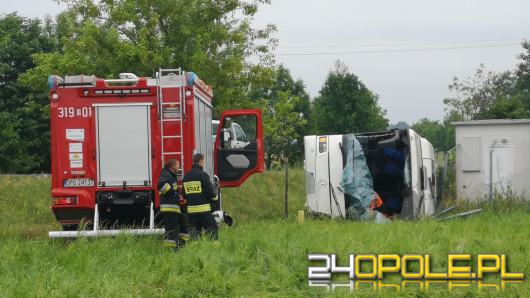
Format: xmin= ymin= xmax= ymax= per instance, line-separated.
xmin=158 ymin=159 xmax=189 ymax=249
xmin=182 ymin=153 xmax=219 ymax=240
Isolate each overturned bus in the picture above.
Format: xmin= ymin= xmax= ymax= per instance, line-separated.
xmin=304 ymin=129 xmax=436 ymax=220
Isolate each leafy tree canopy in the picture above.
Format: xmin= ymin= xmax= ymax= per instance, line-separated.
xmin=259 ymin=91 xmax=307 ymax=168
xmin=250 ymin=64 xmax=310 ymax=120
xmin=0 ymin=14 xmax=56 ymax=172
xmin=250 ymin=65 xmax=310 ymax=167
xmin=516 ymin=40 xmax=530 ymax=109
xmin=443 ymin=64 xmax=529 ymax=121
xmin=411 ymin=118 xmax=455 ymax=152
xmin=20 ymin=0 xmax=278 ymax=115
xmin=0 ymin=1 xmax=276 ymax=173
xmin=312 ymin=61 xmax=388 ymax=134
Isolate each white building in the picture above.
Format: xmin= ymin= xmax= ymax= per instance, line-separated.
xmin=453 ymin=119 xmax=530 ymax=201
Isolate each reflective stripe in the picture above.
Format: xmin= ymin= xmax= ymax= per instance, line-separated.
xmin=178 ymin=233 xmax=190 ymax=241
xmin=159 ymin=183 xmax=171 ymax=195
xmin=172 ymin=183 xmax=178 ymax=191
xmin=160 ymin=204 xmax=181 ymax=213
xmin=187 ymin=204 xmax=211 ymax=213
xmin=211 ymin=195 xmax=219 ymax=201
xmin=183 ymin=181 xmax=202 ymax=194
xmin=161 ymin=207 xmax=181 ymax=213
xmin=163 ymin=240 xmax=177 ymax=248
xmin=160 ymin=204 xmax=180 ymax=209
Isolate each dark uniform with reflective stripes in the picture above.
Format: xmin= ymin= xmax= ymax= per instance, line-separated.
xmin=182 ymin=164 xmax=219 ymax=240
xmin=158 ymin=167 xmax=189 ymax=248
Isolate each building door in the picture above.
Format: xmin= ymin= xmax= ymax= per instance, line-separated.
xmin=484 ymin=144 xmax=513 ymax=194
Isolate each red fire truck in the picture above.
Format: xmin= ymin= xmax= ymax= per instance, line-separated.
xmin=47 ymin=68 xmax=264 ymax=238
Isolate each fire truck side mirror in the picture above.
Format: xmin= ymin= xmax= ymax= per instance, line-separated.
xmin=223 ymin=130 xmax=231 ymax=142
xmin=221 ymin=129 xmax=232 ymax=148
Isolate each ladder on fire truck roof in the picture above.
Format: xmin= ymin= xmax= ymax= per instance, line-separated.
xmin=157 ymin=68 xmax=186 ymax=178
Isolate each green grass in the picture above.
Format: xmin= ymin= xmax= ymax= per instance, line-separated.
xmin=0 ymin=171 xmax=529 ymax=297
xmin=221 ymin=168 xmax=306 ymax=221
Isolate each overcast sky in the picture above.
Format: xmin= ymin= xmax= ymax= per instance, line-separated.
xmin=1 ymin=0 xmax=529 ymax=124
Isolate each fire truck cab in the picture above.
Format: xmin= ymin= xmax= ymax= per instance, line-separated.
xmin=47 ymin=68 xmax=264 ymax=236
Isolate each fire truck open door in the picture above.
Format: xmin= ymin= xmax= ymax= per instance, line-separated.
xmin=214 ymin=109 xmax=265 ymax=187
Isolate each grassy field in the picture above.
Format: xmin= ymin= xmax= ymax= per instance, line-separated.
xmin=0 ymin=171 xmax=529 ymax=297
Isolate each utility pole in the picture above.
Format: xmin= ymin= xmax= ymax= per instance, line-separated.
xmin=283 ymin=139 xmax=298 ymax=219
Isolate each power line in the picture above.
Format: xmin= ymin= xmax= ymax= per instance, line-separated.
xmin=277 ymin=38 xmax=523 ymax=49
xmin=276 ymin=43 xmax=521 ymax=56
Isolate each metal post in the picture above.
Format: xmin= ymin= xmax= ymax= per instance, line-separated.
xmin=93 ymin=203 xmax=99 ymax=232
xmin=439 ymin=151 xmax=449 ymax=203
xmin=489 ymin=146 xmax=494 ymax=204
xmin=284 ymin=159 xmax=289 ymax=219
xmin=149 ymin=202 xmax=155 ymax=230
xmin=487 ymin=138 xmax=507 ymax=204
xmin=439 ymin=146 xmax=454 ymax=205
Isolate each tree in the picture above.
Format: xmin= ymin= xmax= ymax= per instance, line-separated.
xmin=411 ymin=118 xmax=454 ymax=151
xmin=443 ymin=64 xmax=528 ymax=121
xmin=389 ymin=121 xmax=410 ymax=130
xmin=259 ymin=91 xmax=307 ymax=168
xmin=516 ymin=40 xmax=530 ymax=110
xmin=21 ymin=0 xmax=277 ymax=116
xmin=0 ymin=14 xmax=56 ymax=172
xmin=481 ymin=96 xmax=529 ymax=119
xmin=250 ymin=65 xmax=310 ymax=120
xmin=312 ymin=61 xmax=388 ymax=134
xmin=249 ymin=65 xmax=310 ymax=167
xmin=8 ymin=0 xmax=276 ymax=173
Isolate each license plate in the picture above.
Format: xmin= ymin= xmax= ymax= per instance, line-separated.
xmin=64 ymin=178 xmax=95 ymax=188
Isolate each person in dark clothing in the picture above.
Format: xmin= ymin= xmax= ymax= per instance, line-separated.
xmin=182 ymin=153 xmax=219 ymax=240
xmin=158 ymin=159 xmax=189 ymax=249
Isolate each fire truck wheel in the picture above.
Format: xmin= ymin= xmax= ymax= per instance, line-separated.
xmin=62 ymin=224 xmax=78 ymax=231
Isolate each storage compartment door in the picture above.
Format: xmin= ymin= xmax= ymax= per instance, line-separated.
xmin=328 ymin=135 xmax=346 ymax=218
xmin=304 ymin=136 xmax=318 ymax=213
xmin=314 ymin=136 xmax=332 ymax=216
xmin=96 ymin=104 xmax=152 ymax=187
